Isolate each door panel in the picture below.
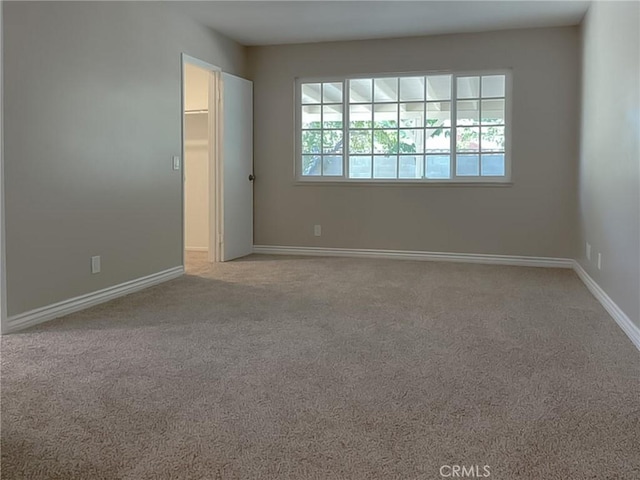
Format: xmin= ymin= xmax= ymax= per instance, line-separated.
xmin=220 ymin=73 xmax=253 ymax=261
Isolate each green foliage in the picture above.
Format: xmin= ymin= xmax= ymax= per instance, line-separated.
xmin=301 ymin=118 xmax=504 ymax=175
xmin=426 ymin=119 xmax=451 ymax=138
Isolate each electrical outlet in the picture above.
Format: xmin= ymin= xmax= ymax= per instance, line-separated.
xmin=91 ymin=255 xmax=101 ymax=274
xmin=314 ymin=225 xmax=321 ymax=237
xmin=586 ymin=242 xmax=591 ymax=261
xmin=597 ymin=252 xmax=602 ymax=270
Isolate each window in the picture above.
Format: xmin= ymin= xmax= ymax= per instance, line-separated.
xmin=297 ymin=71 xmax=509 ymax=183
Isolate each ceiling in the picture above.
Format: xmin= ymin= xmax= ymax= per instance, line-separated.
xmin=173 ymin=1 xmax=590 ymax=46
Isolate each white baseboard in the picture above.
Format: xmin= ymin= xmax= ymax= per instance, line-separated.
xmin=185 ymin=247 xmax=208 ymax=252
xmin=573 ymin=261 xmax=640 ymax=351
xmin=252 ymin=245 xmax=574 ymax=268
xmin=4 ymin=266 xmax=184 ymax=334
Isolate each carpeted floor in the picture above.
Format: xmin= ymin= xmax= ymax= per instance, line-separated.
xmin=1 ymin=252 xmax=639 ymax=479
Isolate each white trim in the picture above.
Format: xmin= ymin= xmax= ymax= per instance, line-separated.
xmin=182 ymin=54 xmax=222 ymax=73
xmin=185 ymin=246 xmax=208 ymax=252
xmin=4 ymin=266 xmax=184 ymax=334
xmin=252 ymin=245 xmax=573 ymax=268
xmin=293 ymin=180 xmax=514 ymax=187
xmin=573 ymin=261 xmax=640 ymax=351
xmin=212 ymin=70 xmax=223 ymax=263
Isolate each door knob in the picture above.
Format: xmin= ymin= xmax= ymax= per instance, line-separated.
xmin=248 ymin=174 xmax=255 ymax=181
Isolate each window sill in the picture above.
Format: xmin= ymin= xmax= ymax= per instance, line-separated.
xmin=293 ymin=180 xmax=513 ymax=187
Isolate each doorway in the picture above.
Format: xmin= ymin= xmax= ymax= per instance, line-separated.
xmin=182 ymin=56 xmax=220 ymax=271
xmin=181 ymin=54 xmax=254 ymax=272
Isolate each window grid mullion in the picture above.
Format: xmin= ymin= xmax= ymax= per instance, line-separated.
xmin=396 ymin=98 xmax=400 ymax=179
xmin=423 ymin=76 xmax=428 ymax=179
xmin=320 ymin=90 xmax=324 ymax=176
xmin=479 ymin=77 xmax=483 ymax=176
xmin=344 ymin=80 xmax=349 ymax=179
xmin=451 ymin=75 xmax=457 ymax=179
xmin=370 ymin=98 xmax=374 ymax=178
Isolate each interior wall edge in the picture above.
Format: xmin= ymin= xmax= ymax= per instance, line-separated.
xmin=0 ymin=0 xmax=7 ymax=332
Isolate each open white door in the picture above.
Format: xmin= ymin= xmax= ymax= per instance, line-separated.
xmin=219 ymin=73 xmax=253 ymax=261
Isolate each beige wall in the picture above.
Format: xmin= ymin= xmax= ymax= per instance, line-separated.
xmin=2 ymin=1 xmax=245 ymax=316
xmin=184 ymin=114 xmax=210 ymax=251
xmin=578 ymin=1 xmax=640 ymax=327
xmin=184 ymin=64 xmax=210 ymax=251
xmin=248 ymin=27 xmax=580 ymax=257
xmin=184 ymin=63 xmax=210 ymax=112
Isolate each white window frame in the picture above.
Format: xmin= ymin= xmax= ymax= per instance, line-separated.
xmin=294 ymin=69 xmax=512 ymax=185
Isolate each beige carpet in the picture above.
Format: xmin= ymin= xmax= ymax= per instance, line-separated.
xmin=1 ymin=252 xmax=639 ymax=479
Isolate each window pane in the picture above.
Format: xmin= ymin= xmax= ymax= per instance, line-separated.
xmin=301 ymin=73 xmax=507 ymax=182
xmin=323 ymin=130 xmax=343 ymax=153
xmin=481 ymin=126 xmax=505 ymax=152
xmin=399 ymin=155 xmax=423 ymax=179
xmin=301 ymin=83 xmax=321 ymax=104
xmin=350 ymin=104 xmax=372 ymax=128
xmin=374 ymin=130 xmax=398 ymax=154
xmin=323 ymin=82 xmax=343 ymax=103
xmin=301 ymin=105 xmax=321 ymax=129
xmin=373 ymin=156 xmax=397 ymax=179
xmin=399 ymin=129 xmax=424 ymax=153
xmin=426 ymin=155 xmax=451 ymax=179
xmin=400 ymin=103 xmax=424 ymax=127
xmin=426 ymin=128 xmax=451 ymax=153
xmin=302 ymin=155 xmax=321 ymax=176
xmin=350 ymin=79 xmax=372 ymax=103
xmin=481 ymin=153 xmax=505 ymax=176
xmin=457 ymin=76 xmax=480 ymax=99
xmin=323 ymin=104 xmax=343 ymax=129
xmin=302 ymin=130 xmax=322 ymax=154
xmin=323 ymin=155 xmax=343 ymax=176
xmin=456 ymin=127 xmax=479 ymax=152
xmin=482 ymin=75 xmax=505 ymax=98
xmin=457 ymin=100 xmax=479 ymax=125
xmin=373 ymin=104 xmax=397 ymax=128
xmin=374 ymin=77 xmax=398 ymax=102
xmin=426 ymin=75 xmax=451 ymax=100
xmin=349 ymin=130 xmax=372 ymax=154
xmin=481 ymin=99 xmax=505 ymax=125
xmin=426 ymin=101 xmax=451 ymax=127
xmin=349 ymin=156 xmax=372 ymax=178
xmin=457 ymin=154 xmax=480 ymax=176
xmin=399 ymin=77 xmax=425 ymax=101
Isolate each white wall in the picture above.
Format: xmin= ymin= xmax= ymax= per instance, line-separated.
xmin=578 ymin=1 xmax=640 ymax=328
xmin=247 ymin=27 xmax=580 ymax=258
xmin=2 ymin=1 xmax=245 ymax=317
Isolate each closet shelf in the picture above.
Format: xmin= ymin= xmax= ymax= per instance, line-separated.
xmin=185 ymin=140 xmax=208 ymax=148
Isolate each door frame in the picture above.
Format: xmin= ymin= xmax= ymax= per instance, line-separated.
xmin=181 ymin=54 xmax=222 ymax=266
